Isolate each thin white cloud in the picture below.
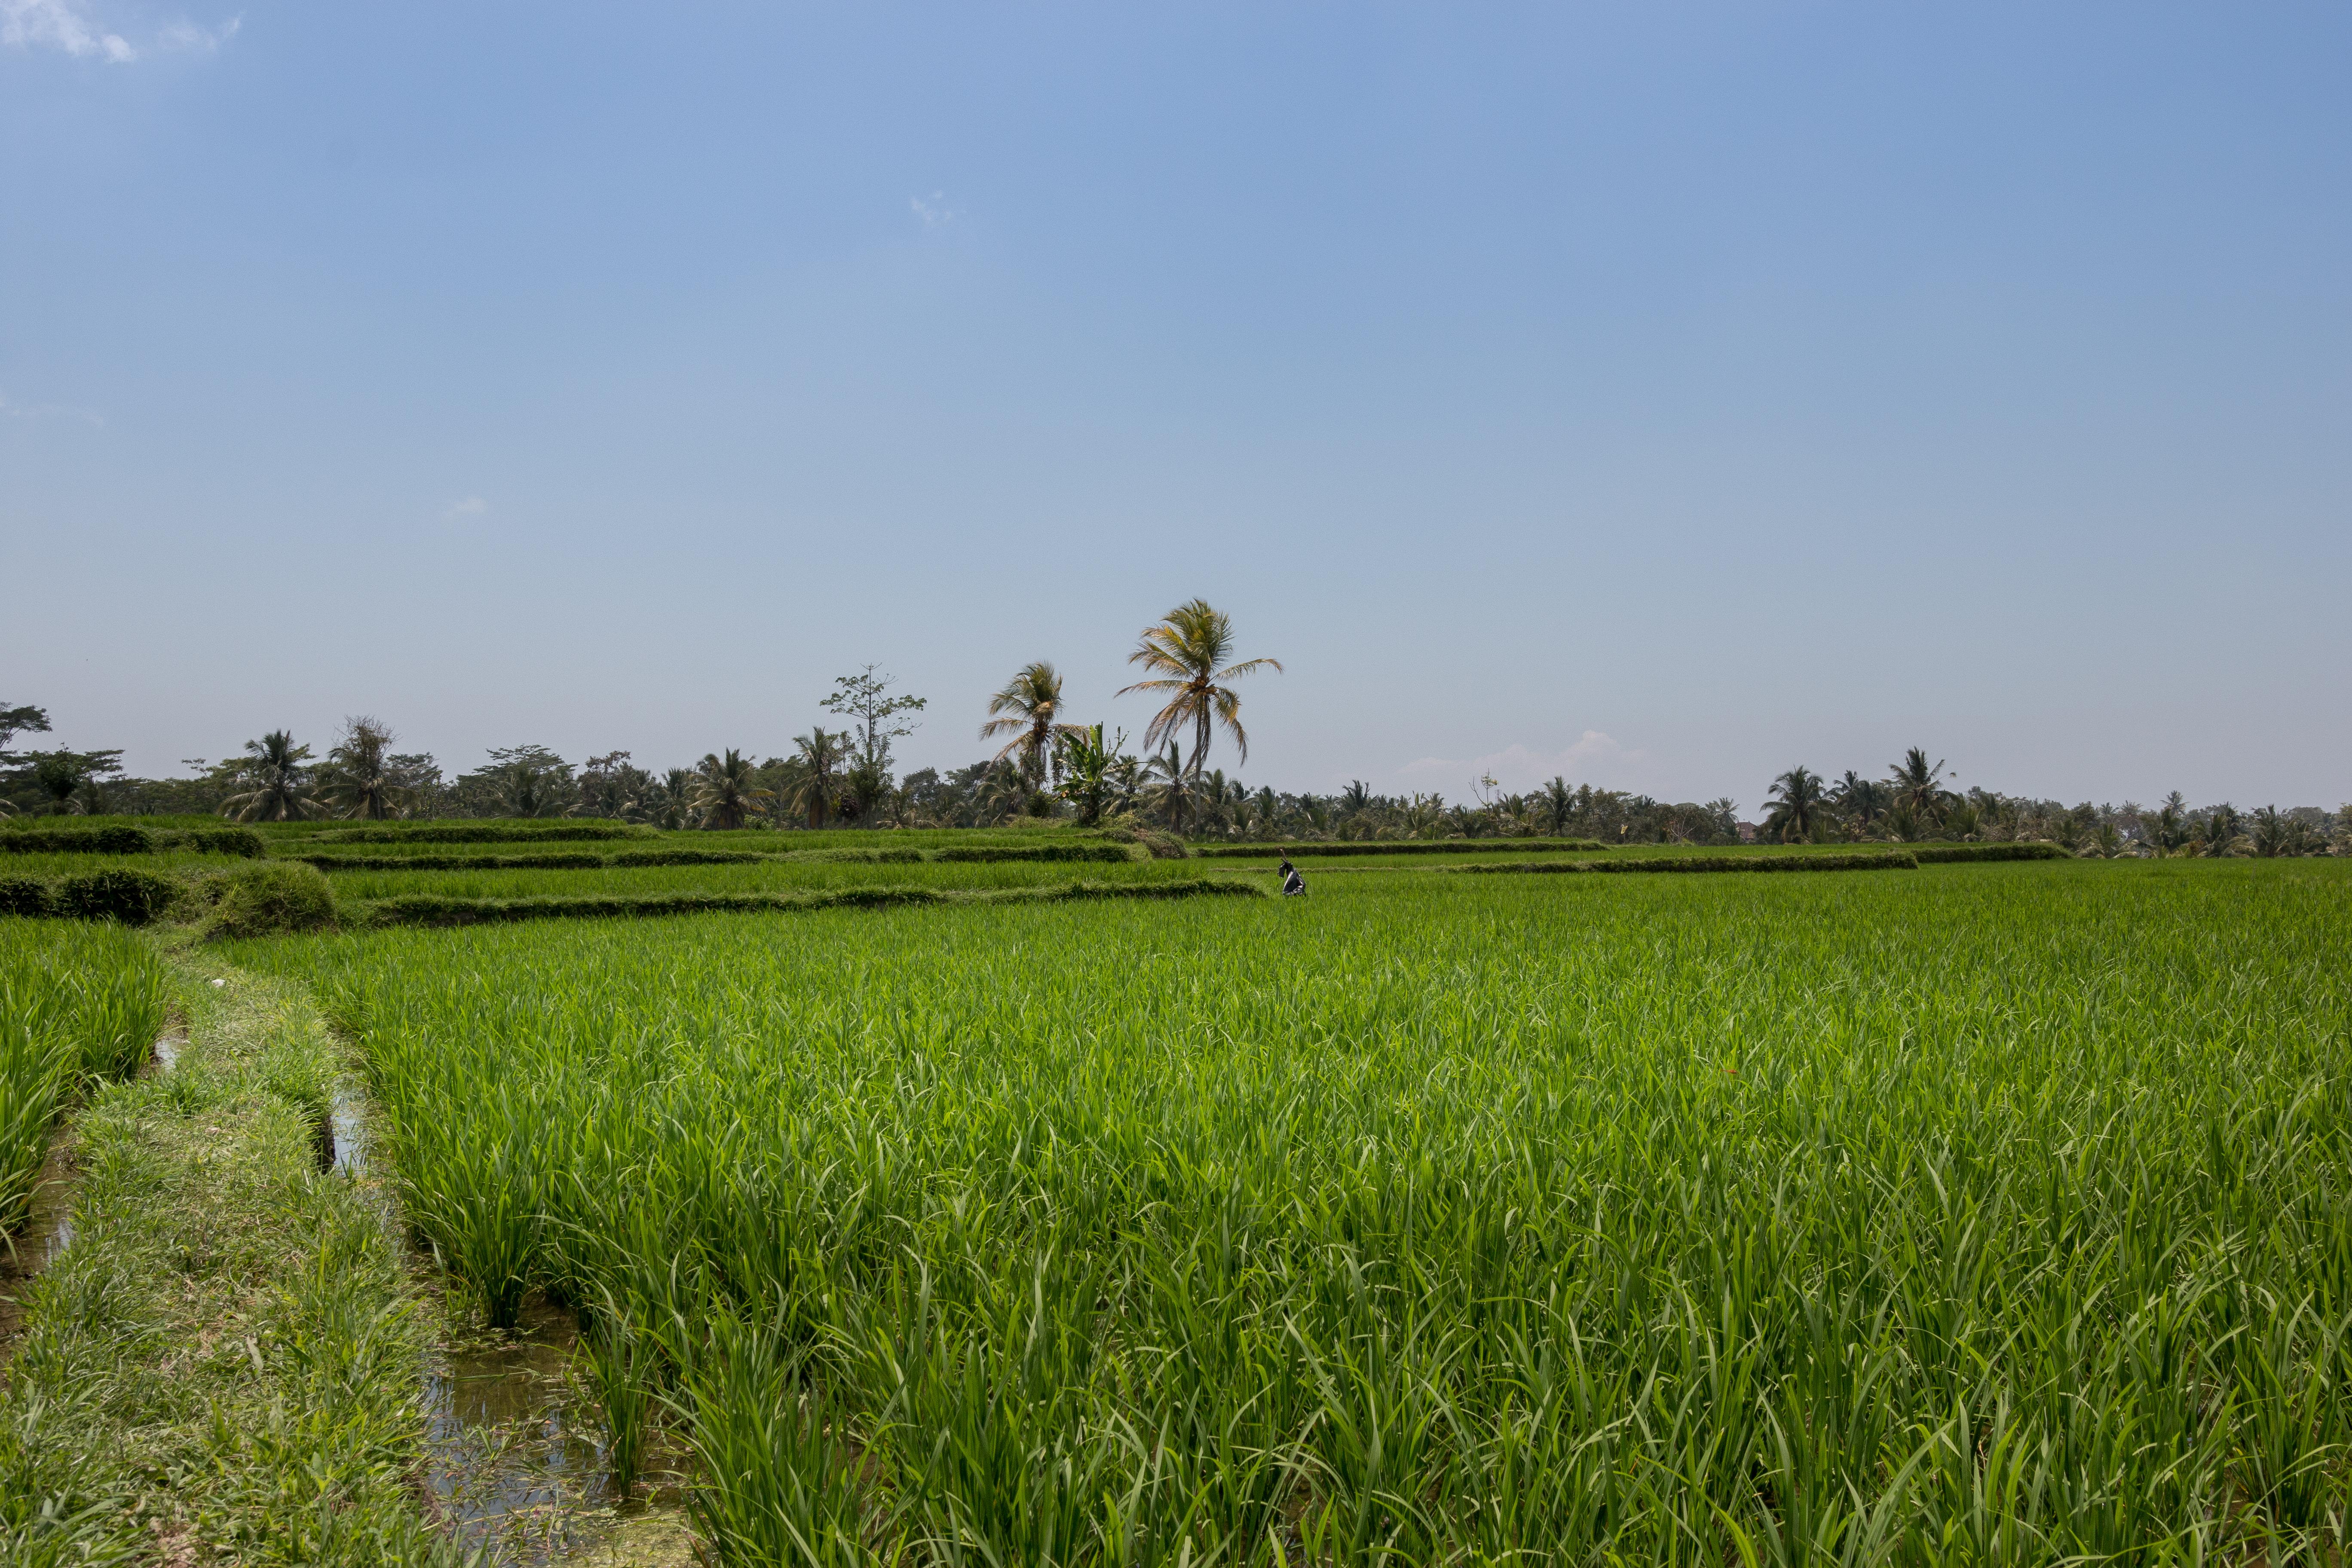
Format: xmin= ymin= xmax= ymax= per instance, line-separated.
xmin=3 ymin=0 xmax=129 ymax=57
xmin=443 ymin=496 xmax=489 ymax=521
xmin=2 ymin=0 xmax=238 ymax=61
xmin=156 ymin=12 xmax=235 ymax=52
xmin=1395 ymin=732 xmax=1651 ymax=795
xmin=910 ymin=190 xmax=956 ymax=227
xmin=0 ymin=388 xmax=104 ymax=425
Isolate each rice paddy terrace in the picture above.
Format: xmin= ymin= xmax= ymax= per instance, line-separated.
xmin=4 ymin=815 xmax=2349 ymax=1565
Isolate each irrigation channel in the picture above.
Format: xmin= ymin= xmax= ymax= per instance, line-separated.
xmin=311 ymin=1011 xmax=693 ymax=1562
xmin=10 ymin=1001 xmax=675 ymax=1561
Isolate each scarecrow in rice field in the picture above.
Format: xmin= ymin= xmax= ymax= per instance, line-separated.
xmin=1278 ymin=853 xmax=1307 ymax=897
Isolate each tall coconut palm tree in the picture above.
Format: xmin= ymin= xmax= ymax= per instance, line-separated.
xmin=1765 ymin=765 xmax=1827 ymax=844
xmin=1140 ymin=744 xmax=1194 ymax=833
xmin=788 ymin=730 xmax=848 ymax=828
xmin=224 ymin=731 xmax=319 ymax=822
xmin=980 ymin=662 xmax=1083 ymax=788
xmin=1117 ymin=599 xmax=1282 ymax=781
xmin=1540 ymin=777 xmax=1576 ymax=836
xmin=2148 ymin=791 xmax=2192 ymax=856
xmin=323 ymin=716 xmax=401 ymax=820
xmin=1888 ymin=748 xmax=1949 ymax=827
xmin=974 ymin=758 xmax=1032 ymax=824
xmin=691 ymin=748 xmax=771 ymax=830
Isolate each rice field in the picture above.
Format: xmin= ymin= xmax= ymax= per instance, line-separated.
xmin=209 ymin=854 xmax=2352 ymax=1565
xmin=303 ymin=855 xmax=1213 ymax=903
xmin=0 ymin=919 xmax=168 ymax=1234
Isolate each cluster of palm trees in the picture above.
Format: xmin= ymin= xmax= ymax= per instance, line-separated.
xmin=975 ymin=599 xmax=1283 ymax=795
xmin=1764 ymin=749 xmax=2345 ymax=857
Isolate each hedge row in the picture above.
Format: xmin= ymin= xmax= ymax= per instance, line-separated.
xmin=358 ymin=876 xmax=1262 ymax=928
xmin=1452 ymin=851 xmax=1920 ymax=876
xmin=301 ymin=821 xmax=656 ymax=845
xmin=0 ymin=868 xmax=182 ymax=923
xmin=921 ymin=843 xmax=1141 ymax=864
xmin=1908 ymin=841 xmax=2070 ymax=863
xmin=300 ymin=842 xmax=1142 ymax=872
xmin=297 ymin=851 xmax=622 ymax=872
xmin=0 ymin=825 xmax=264 ymax=857
xmin=1194 ymin=839 xmax=1609 ymax=858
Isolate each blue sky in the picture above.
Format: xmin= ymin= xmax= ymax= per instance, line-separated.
xmin=5 ymin=2 xmax=2347 ymax=812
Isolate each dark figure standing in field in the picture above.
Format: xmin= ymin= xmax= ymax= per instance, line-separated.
xmin=1279 ymin=854 xmax=1307 ymax=897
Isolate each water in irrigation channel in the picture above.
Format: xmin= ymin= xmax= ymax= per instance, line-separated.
xmin=422 ymin=1297 xmax=688 ymax=1562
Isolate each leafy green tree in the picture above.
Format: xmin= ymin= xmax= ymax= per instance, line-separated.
xmin=577 ymin=751 xmax=656 ymax=822
xmin=691 ymin=749 xmax=772 ymax=830
xmin=0 ymin=698 xmax=53 ymax=812
xmin=459 ymin=745 xmax=576 ymax=818
xmin=1117 ymin=599 xmax=1282 ymax=781
xmin=821 ymin=666 xmax=927 ymax=777
xmin=980 ymin=662 xmax=1083 ymax=789
xmin=840 ymin=759 xmax=888 ymax=824
xmin=1053 ymin=725 xmax=1127 ymax=827
xmin=18 ymin=748 xmax=123 ymax=816
xmin=320 ymin=717 xmax=404 ymax=820
xmin=1764 ymin=766 xmax=1827 ymax=844
xmin=223 ymin=732 xmax=319 ymax=822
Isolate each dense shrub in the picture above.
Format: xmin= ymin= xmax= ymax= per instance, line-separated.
xmin=304 ymin=821 xmax=654 ymax=845
xmin=359 ymin=877 xmax=1262 ymax=928
xmin=49 ymin=869 xmax=182 ymax=923
xmin=294 ymin=851 xmax=612 ymax=872
xmin=1455 ymin=851 xmax=1918 ymax=875
xmin=154 ymin=827 xmax=268 ymax=857
xmin=927 ymin=843 xmax=1140 ymax=864
xmin=207 ymin=862 xmax=337 ymax=937
xmin=0 ymin=824 xmax=264 ymax=858
xmin=1196 ymin=839 xmax=1608 ymax=858
xmin=0 ymin=876 xmax=52 ymax=917
xmin=0 ymin=825 xmax=155 ymax=855
xmin=777 ymin=847 xmax=929 ymax=865
xmin=1909 ymin=842 xmax=2070 ymax=864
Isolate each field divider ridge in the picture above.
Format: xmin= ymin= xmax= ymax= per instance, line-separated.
xmin=354 ymin=874 xmax=1264 ymax=927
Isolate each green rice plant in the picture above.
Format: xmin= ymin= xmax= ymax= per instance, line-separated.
xmin=1449 ymin=848 xmax=1918 ymax=873
xmin=579 ymin=1286 xmax=654 ymax=1498
xmin=0 ymin=1012 xmax=73 ymax=1236
xmin=0 ymin=920 xmax=168 ymax=1233
xmin=1193 ymin=838 xmax=1608 ymax=857
xmin=676 ymin=1311 xmax=885 ymax=1567
xmin=221 ymin=859 xmax=2352 ymax=1561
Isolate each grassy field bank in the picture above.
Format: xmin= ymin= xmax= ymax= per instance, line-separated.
xmin=0 ymin=942 xmax=463 ymax=1567
xmin=215 ymin=857 xmax=2352 ymax=1565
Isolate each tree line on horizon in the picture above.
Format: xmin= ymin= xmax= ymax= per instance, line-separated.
xmin=6 ymin=600 xmax=2348 ymax=855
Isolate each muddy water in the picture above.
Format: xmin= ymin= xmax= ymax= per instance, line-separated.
xmin=422 ymin=1296 xmax=682 ymax=1561
xmin=327 ymin=1086 xmax=367 ymax=1174
xmin=0 ymin=1145 xmax=78 ymax=1344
